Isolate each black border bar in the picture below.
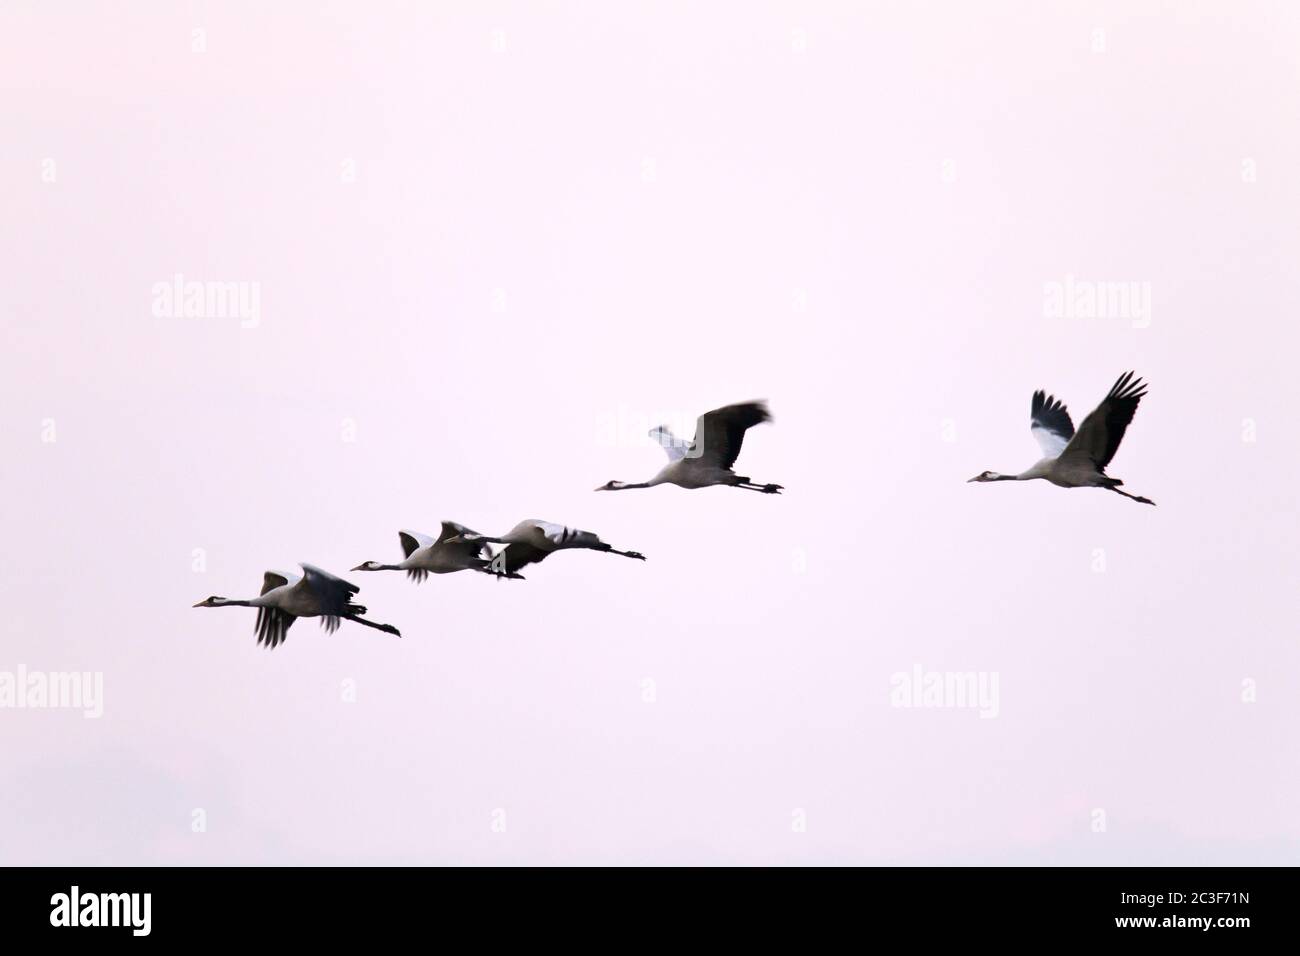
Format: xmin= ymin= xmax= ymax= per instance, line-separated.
xmin=0 ymin=866 xmax=1292 ymax=943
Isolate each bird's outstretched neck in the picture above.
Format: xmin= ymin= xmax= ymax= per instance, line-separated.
xmin=192 ymin=597 xmax=254 ymax=608
xmin=967 ymin=471 xmax=1022 ymax=483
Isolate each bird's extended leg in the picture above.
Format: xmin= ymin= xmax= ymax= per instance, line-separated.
xmin=1110 ymin=487 xmax=1156 ymax=506
xmin=347 ymin=614 xmax=402 ymax=637
xmin=601 ymin=546 xmax=647 ymax=560
xmin=738 ymin=482 xmax=784 ymax=494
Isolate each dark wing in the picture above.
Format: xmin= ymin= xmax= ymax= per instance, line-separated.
xmin=255 ymin=607 xmax=296 ymax=649
xmin=438 ymin=520 xmax=491 ymax=562
xmin=260 ymin=571 xmax=291 ymax=596
xmin=299 ymin=563 xmax=361 ymax=616
xmin=254 ymin=570 xmax=296 ymax=648
xmin=398 ymin=531 xmax=425 ymax=558
xmin=437 ymin=520 xmax=479 ymax=543
xmin=398 ymin=530 xmax=437 ymax=582
xmin=1059 ymin=371 xmax=1148 ymax=471
xmin=533 ymin=521 xmax=602 ymax=551
xmin=688 ymin=401 xmax=772 ymax=470
xmin=1029 ymin=390 xmax=1075 ymax=458
xmin=495 ymin=542 xmax=551 ymax=575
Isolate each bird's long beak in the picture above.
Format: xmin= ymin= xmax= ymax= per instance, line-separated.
xmin=966 ymin=475 xmax=981 ymax=483
xmin=192 ymin=600 xmax=206 ymax=607
xmin=350 ymin=563 xmax=368 ymax=571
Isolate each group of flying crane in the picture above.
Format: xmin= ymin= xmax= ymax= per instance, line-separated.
xmin=194 ymin=373 xmax=1155 ymax=649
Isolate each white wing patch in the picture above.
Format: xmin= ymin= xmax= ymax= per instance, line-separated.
xmin=517 ymin=519 xmax=601 ymax=550
xmin=400 ymin=529 xmax=437 ymax=551
xmin=649 ymin=425 xmax=690 ymax=462
xmin=1031 ymin=423 xmax=1070 ymax=459
xmin=532 ymin=521 xmax=570 ymax=545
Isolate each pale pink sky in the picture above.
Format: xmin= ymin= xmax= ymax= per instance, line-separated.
xmin=2 ymin=1 xmax=1298 ymax=864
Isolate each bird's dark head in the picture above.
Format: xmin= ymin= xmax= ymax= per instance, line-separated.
xmin=350 ymin=561 xmax=382 ymax=572
xmin=595 ymin=480 xmax=623 ymax=491
xmin=192 ymin=596 xmax=224 ymax=608
xmin=967 ymin=470 xmax=1005 ymax=483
